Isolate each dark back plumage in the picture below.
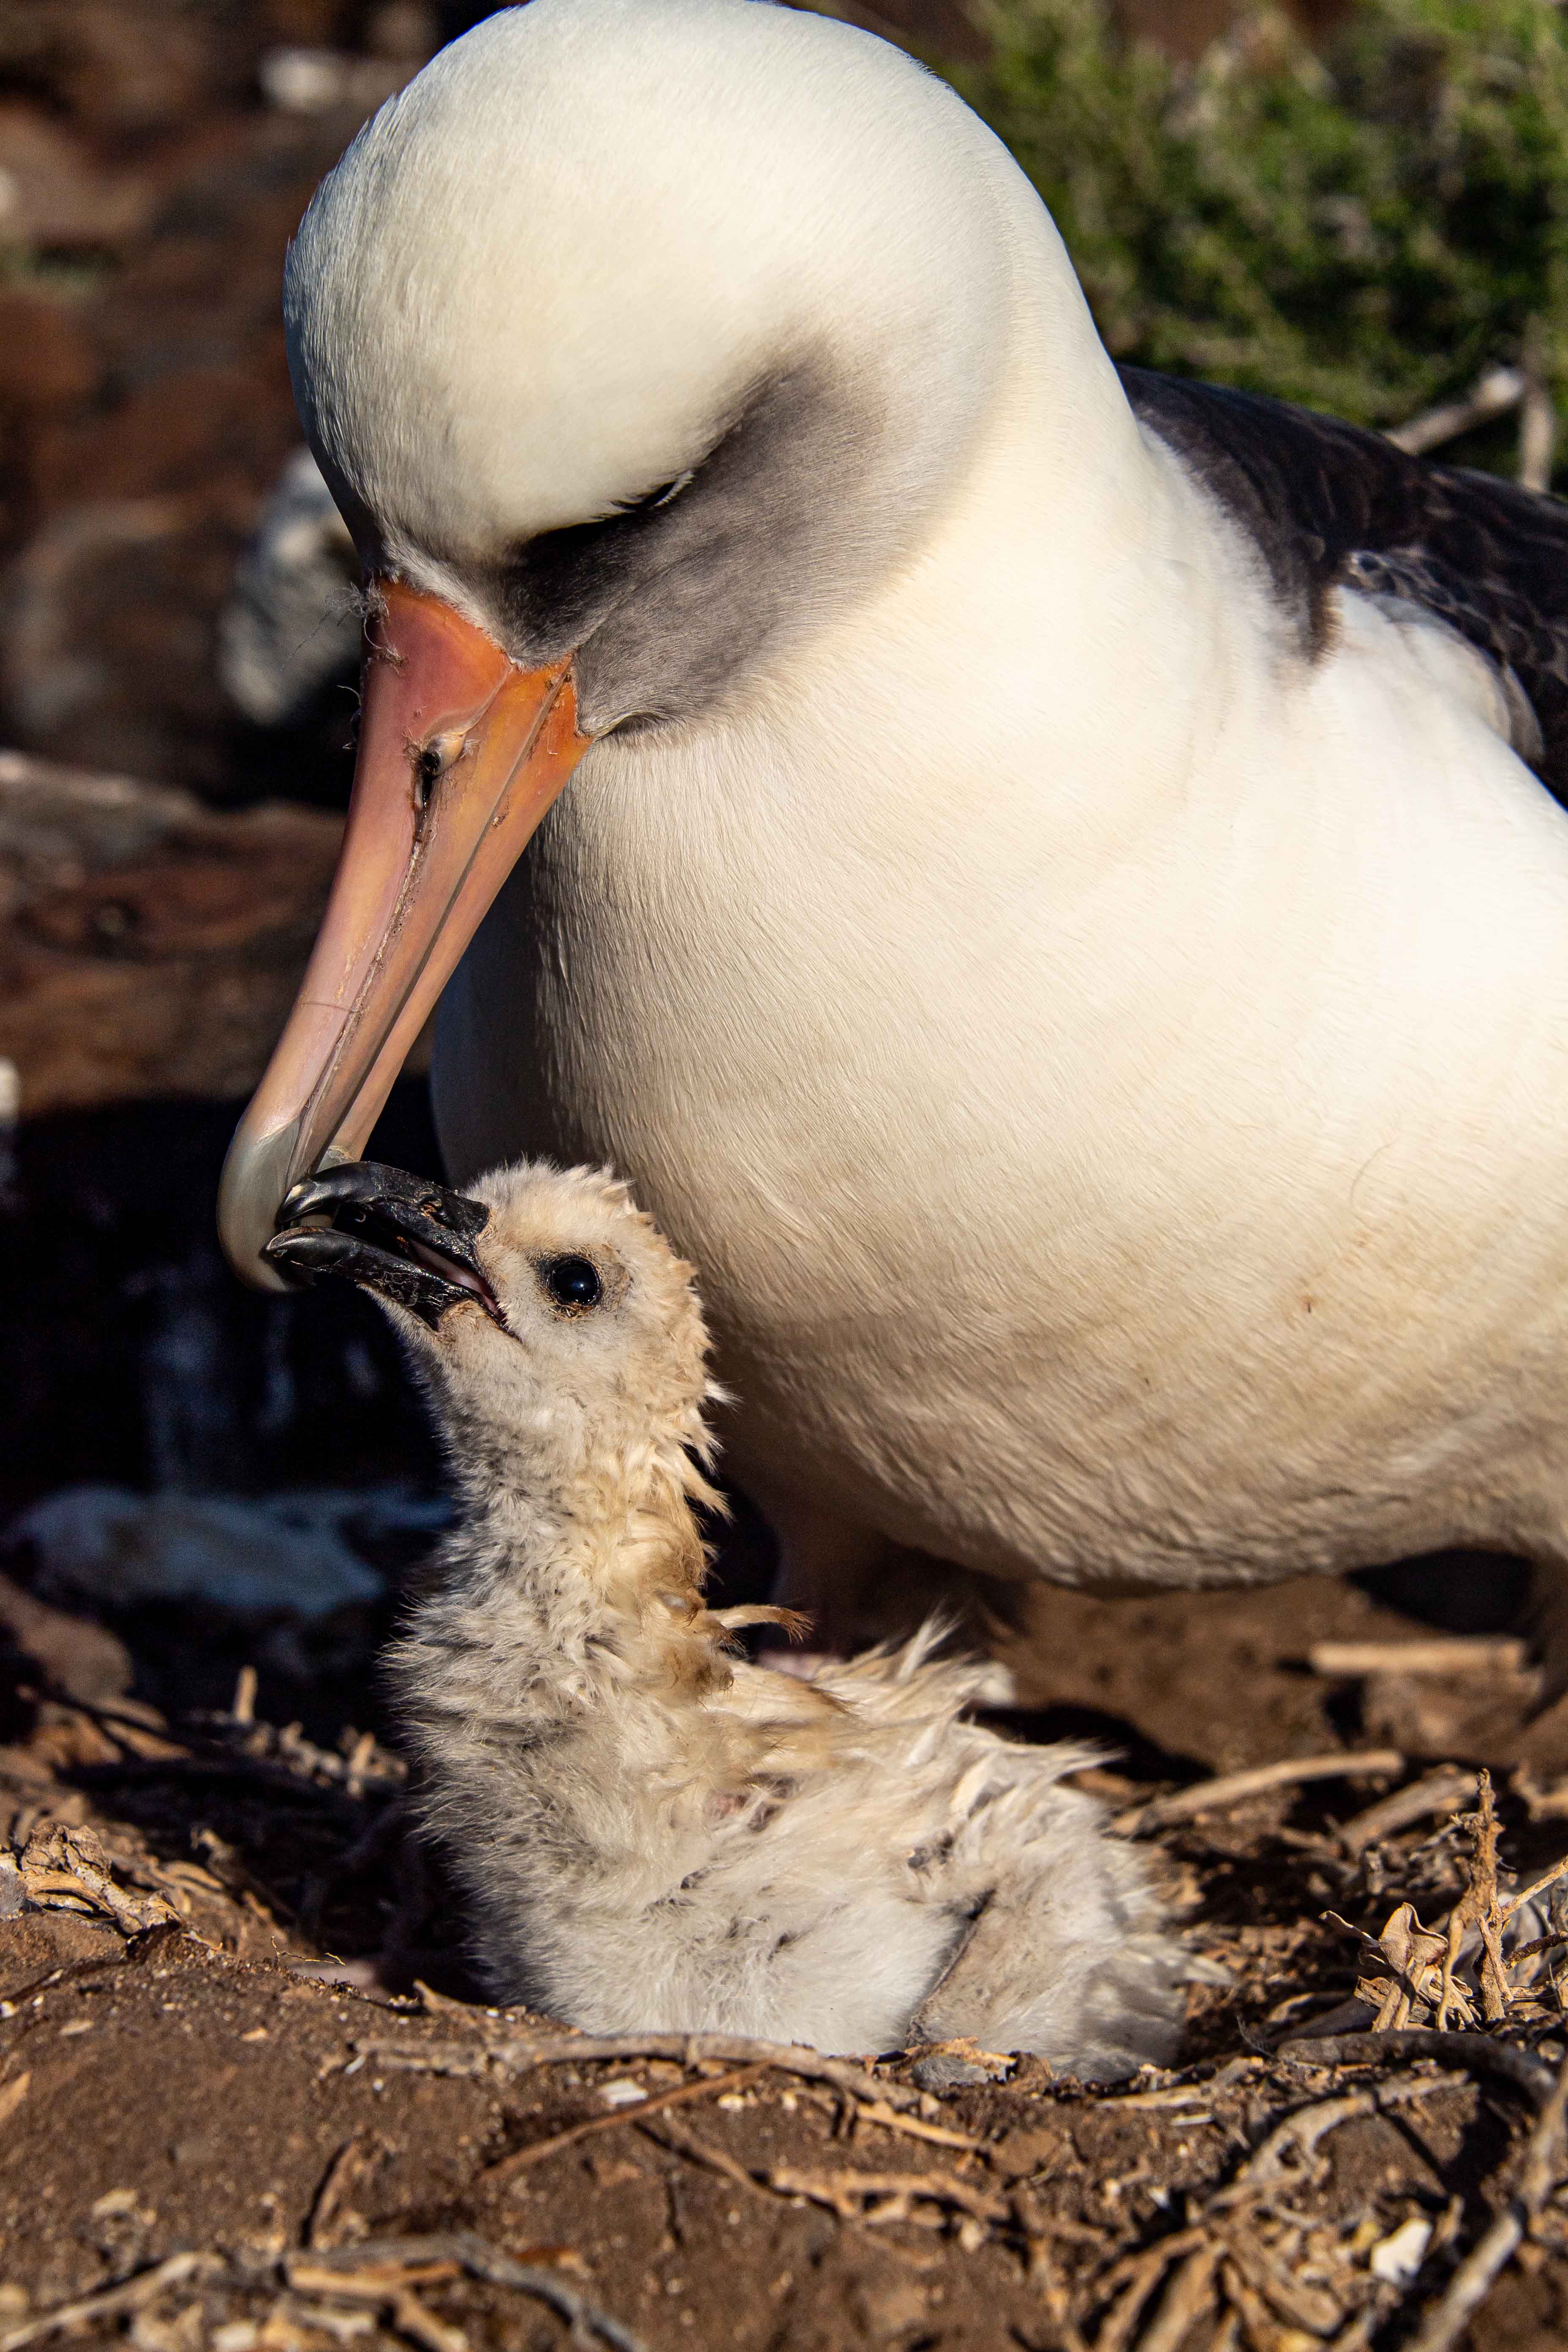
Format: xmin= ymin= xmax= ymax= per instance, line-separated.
xmin=1123 ymin=367 xmax=1568 ymax=803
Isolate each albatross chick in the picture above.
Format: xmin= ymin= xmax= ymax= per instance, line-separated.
xmin=267 ymin=1157 xmax=1185 ymax=2075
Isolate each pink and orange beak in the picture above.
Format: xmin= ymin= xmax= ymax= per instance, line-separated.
xmin=218 ymin=580 xmax=592 ymax=1288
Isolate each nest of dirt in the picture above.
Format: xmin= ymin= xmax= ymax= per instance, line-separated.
xmin=5 ymin=1572 xmax=1568 ymax=2352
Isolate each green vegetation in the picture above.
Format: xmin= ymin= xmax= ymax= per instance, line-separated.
xmin=953 ymin=0 xmax=1568 ymax=464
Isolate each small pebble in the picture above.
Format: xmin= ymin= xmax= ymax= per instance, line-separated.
xmin=1370 ymin=2217 xmax=1433 ymax=2283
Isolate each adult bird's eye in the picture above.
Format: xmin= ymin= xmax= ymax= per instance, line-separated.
xmin=540 ymin=1254 xmax=602 ymax=1310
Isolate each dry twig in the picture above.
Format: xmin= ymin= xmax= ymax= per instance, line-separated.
xmin=1386 ymin=364 xmax=1524 ymax=455
xmin=768 ymin=2163 xmax=1007 ymax=2227
xmin=284 ymin=2264 xmax=465 ymax=2352
xmin=1115 ymin=1751 xmax=1403 ymax=1836
xmin=1459 ymin=1772 xmax=1511 ymax=2021
xmin=480 ymin=2061 xmax=772 ymax=2185
xmin=1337 ymin=1767 xmax=1478 ymax=1856
xmin=0 ymin=2254 xmax=223 ymax=2352
xmin=1308 ymin=1639 xmax=1529 ymax=1677
xmin=306 ymin=2132 xmax=392 ymax=2251
xmin=1519 ymin=317 xmax=1557 ymax=494
xmin=1094 ymin=2247 xmax=1179 ymax=2352
xmin=1010 ymin=2183 xmax=1092 ymax=2352
xmin=361 ymin=2026 xmax=927 ymax=2112
xmin=1128 ymin=2243 xmax=1220 ymax=2352
xmin=636 ymin=2112 xmax=775 ymax=2201
xmin=1502 ymin=1848 xmax=1568 ymax=1921
xmin=288 ymin=2235 xmax=646 ymax=2352
xmin=1277 ymin=2030 xmax=1556 ymax=2108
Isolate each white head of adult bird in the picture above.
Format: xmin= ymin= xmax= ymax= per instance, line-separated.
xmin=224 ymin=0 xmax=1568 ymax=1660
xmin=265 ymin=1154 xmax=1187 ymax=2072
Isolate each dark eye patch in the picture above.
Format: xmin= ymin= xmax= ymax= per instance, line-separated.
xmin=498 ymin=451 xmax=716 ymax=659
xmin=485 ymin=351 xmax=887 ymax=734
xmin=540 ymin=1254 xmax=603 ymax=1311
xmin=613 ymin=471 xmax=693 ymax=517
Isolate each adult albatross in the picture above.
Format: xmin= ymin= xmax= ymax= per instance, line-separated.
xmin=222 ymin=0 xmax=1568 ymax=1655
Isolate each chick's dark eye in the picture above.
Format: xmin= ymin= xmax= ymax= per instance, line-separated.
xmin=541 ymin=1254 xmax=602 ymax=1310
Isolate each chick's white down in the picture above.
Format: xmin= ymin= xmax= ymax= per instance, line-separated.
xmin=381 ymin=1161 xmax=1186 ymax=2074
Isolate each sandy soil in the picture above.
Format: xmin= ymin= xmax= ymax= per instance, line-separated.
xmin=6 ymin=1567 xmax=1568 ymax=2352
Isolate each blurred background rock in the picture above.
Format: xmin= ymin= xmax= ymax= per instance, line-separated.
xmin=2 ymin=0 xmax=1565 ymax=1720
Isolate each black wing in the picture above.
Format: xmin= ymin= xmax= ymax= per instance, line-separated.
xmin=1119 ymin=365 xmax=1568 ymax=807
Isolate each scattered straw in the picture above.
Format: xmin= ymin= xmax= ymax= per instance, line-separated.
xmin=1403 ymin=2045 xmax=1568 ymax=2352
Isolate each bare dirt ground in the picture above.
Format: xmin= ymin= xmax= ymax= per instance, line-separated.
xmin=7 ymin=1565 xmax=1568 ymax=2352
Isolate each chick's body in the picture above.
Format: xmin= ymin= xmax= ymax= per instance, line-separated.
xmin=275 ymin=1158 xmax=1185 ymax=2076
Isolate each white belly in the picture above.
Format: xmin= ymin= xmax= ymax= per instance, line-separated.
xmin=435 ymin=508 xmax=1568 ymax=1592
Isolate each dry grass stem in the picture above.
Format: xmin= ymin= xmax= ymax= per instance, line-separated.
xmin=1116 ymin=1753 xmax=1404 ymax=1837
xmin=284 ymin=2267 xmax=466 ymax=2352
xmin=1217 ymin=2252 xmax=1294 ymax=2351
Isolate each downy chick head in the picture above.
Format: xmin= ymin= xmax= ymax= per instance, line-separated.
xmin=264 ymin=1157 xmax=719 ymax=1505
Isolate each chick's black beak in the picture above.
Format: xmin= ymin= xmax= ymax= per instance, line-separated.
xmin=262 ymin=1160 xmax=501 ymax=1331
